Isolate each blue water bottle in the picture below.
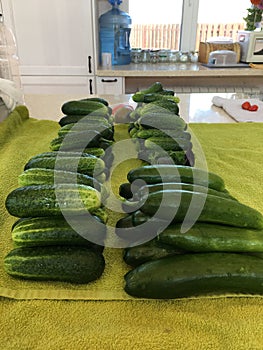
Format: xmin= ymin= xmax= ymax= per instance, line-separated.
xmin=99 ymin=0 xmax=132 ymax=65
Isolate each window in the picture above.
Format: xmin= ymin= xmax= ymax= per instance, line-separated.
xmin=129 ymin=0 xmax=248 ymax=51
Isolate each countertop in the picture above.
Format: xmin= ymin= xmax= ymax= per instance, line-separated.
xmin=96 ymin=62 xmax=263 ymax=77
xmin=23 ymin=92 xmax=249 ymax=124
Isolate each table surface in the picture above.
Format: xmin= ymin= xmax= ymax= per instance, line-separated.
xmin=23 ymin=92 xmax=257 ymax=124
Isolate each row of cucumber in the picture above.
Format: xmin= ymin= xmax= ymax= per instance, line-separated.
xmin=4 ymin=97 xmax=114 ymax=284
xmin=118 ymin=84 xmax=263 ymax=299
xmin=128 ymin=83 xmax=194 ymax=166
xmin=119 ymin=164 xmax=263 ymax=299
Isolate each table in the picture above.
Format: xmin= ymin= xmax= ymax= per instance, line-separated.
xmin=1 ymin=94 xmax=263 ymax=350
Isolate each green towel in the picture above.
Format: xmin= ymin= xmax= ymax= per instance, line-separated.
xmin=1 ymin=108 xmax=263 ymax=349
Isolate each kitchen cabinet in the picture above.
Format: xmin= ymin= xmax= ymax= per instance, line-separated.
xmin=1 ymin=0 xmax=97 ymax=94
xmin=96 ymin=76 xmax=124 ymax=95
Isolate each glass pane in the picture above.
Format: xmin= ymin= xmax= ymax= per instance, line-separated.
xmin=196 ymin=0 xmax=248 ymax=50
xmin=129 ymin=0 xmax=183 ymax=50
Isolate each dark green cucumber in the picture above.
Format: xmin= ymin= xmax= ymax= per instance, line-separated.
xmin=50 ymin=132 xmax=113 ymax=152
xmin=18 ymin=168 xmax=103 ymax=191
xmin=137 ymin=113 xmax=186 ymax=130
xmin=61 ymin=100 xmax=109 ymax=116
xmin=144 ymin=137 xmax=192 ymax=151
xmin=26 ymin=150 xmax=105 ymax=160
xmin=138 ymin=182 xmax=236 ymax=201
xmin=150 ymin=99 xmax=179 ymax=115
xmin=58 ymin=122 xmax=114 ymax=141
xmin=4 ymin=246 xmax=105 ymax=284
xmin=50 ymin=130 xmax=102 ymax=151
xmin=24 ymin=155 xmax=105 ymax=176
xmin=159 ymin=223 xmax=263 ymax=253
xmin=123 ymin=239 xmax=183 ymax=267
xmin=132 ymin=82 xmax=164 ymax=102
xmin=80 ymin=97 xmax=109 ymax=106
xmin=142 ymin=92 xmax=176 ymax=103
xmin=124 ymin=252 xmax=263 ymax=298
xmin=59 ymin=114 xmax=110 ymax=127
xmin=135 ymin=129 xmax=191 ymax=140
xmin=11 ymin=216 xmax=106 ymax=250
xmin=127 ymin=165 xmax=225 ymax=192
xmin=5 ymin=184 xmax=101 ymax=218
xmin=140 ymin=189 xmax=263 ymax=229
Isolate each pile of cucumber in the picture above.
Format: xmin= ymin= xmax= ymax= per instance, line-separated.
xmin=128 ymin=82 xmax=194 ymax=166
xmin=117 ymin=83 xmax=263 ymax=299
xmin=4 ymin=97 xmax=114 ymax=284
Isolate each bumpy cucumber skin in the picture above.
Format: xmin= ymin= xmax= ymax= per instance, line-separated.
xmin=61 ymin=100 xmax=109 ymax=116
xmin=124 ymin=252 xmax=263 ymax=298
xmin=127 ymin=165 xmax=225 ymax=192
xmin=123 ymin=239 xmax=182 ymax=267
xmin=18 ymin=168 xmax=102 ymax=190
xmin=144 ymin=137 xmax=192 ymax=152
xmin=4 ymin=246 xmax=105 ymax=284
xmin=138 ymin=182 xmax=236 ymax=201
xmin=59 ymin=114 xmax=110 ymax=127
xmin=11 ymin=216 xmax=106 ymax=250
xmin=24 ymin=155 xmax=105 ymax=176
xmin=135 ymin=129 xmax=191 ymax=140
xmin=140 ymin=189 xmax=263 ymax=230
xmin=159 ymin=223 xmax=263 ymax=253
xmin=5 ymin=184 xmax=101 ymax=218
xmin=138 ymin=114 xmax=186 ymax=130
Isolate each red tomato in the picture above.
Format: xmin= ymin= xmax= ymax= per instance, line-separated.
xmin=241 ymin=101 xmax=251 ymax=110
xmin=248 ymin=104 xmax=259 ymax=112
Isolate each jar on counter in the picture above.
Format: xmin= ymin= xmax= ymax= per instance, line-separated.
xmin=150 ymin=50 xmax=159 ymax=63
xmin=158 ymin=49 xmax=169 ymax=63
xmin=189 ymin=51 xmax=199 ymax=63
xmin=179 ymin=51 xmax=189 ymax=63
xmin=168 ymin=50 xmax=180 ymax=63
xmin=141 ymin=49 xmax=150 ymax=63
xmin=131 ymin=48 xmax=142 ymax=63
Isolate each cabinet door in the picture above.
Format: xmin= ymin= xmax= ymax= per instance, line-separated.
xmin=96 ymin=76 xmax=124 ymax=95
xmin=21 ymin=76 xmax=96 ymax=95
xmin=3 ymin=0 xmax=95 ymax=76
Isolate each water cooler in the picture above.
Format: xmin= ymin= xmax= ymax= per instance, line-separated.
xmin=99 ymin=0 xmax=132 ymax=65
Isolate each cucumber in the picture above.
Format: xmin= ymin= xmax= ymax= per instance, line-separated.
xmin=80 ymin=97 xmax=109 ymax=106
xmin=5 ymin=184 xmax=101 ymax=218
xmin=24 ymin=155 xmax=105 ymax=176
xmin=135 ymin=129 xmax=191 ymax=140
xmin=50 ymin=130 xmax=102 ymax=151
xmin=124 ymin=252 xmax=263 ymax=298
xmin=59 ymin=114 xmax=110 ymax=127
xmin=144 ymin=137 xmax=192 ymax=152
xmin=26 ymin=150 xmax=105 ymax=160
xmin=123 ymin=239 xmax=183 ymax=267
xmin=4 ymin=246 xmax=105 ymax=284
xmin=18 ymin=168 xmax=103 ymax=190
xmin=127 ymin=165 xmax=226 ymax=192
xmin=50 ymin=132 xmax=113 ymax=152
xmin=132 ymin=82 xmax=164 ymax=102
xmin=140 ymin=189 xmax=263 ymax=229
xmin=159 ymin=223 xmax=263 ymax=253
xmin=137 ymin=113 xmax=186 ymax=130
xmin=58 ymin=122 xmax=114 ymax=141
xmin=11 ymin=216 xmax=106 ymax=250
xmin=61 ymin=100 xmax=109 ymax=116
xmin=151 ymin=99 xmax=179 ymax=115
xmin=137 ymin=182 xmax=236 ymax=201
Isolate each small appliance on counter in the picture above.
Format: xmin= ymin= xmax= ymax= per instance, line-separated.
xmin=99 ymin=0 xmax=132 ymax=66
xmin=237 ymin=31 xmax=263 ymax=63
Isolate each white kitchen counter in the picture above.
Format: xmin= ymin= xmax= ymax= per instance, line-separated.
xmin=23 ymin=92 xmax=248 ymax=124
xmin=96 ymin=63 xmax=263 ymax=78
